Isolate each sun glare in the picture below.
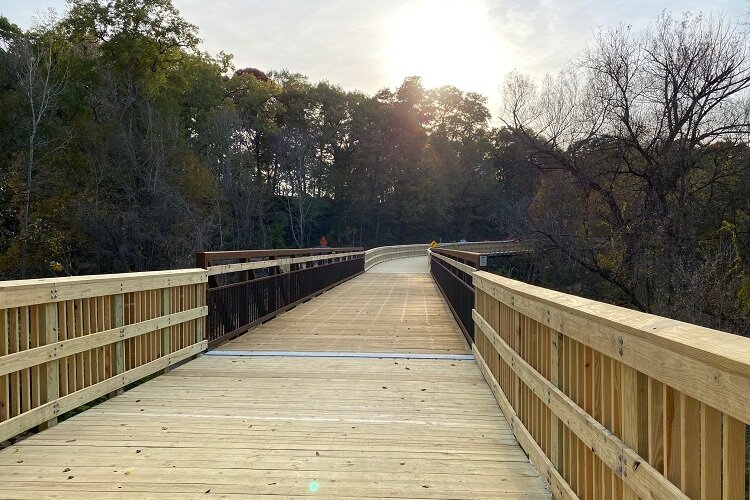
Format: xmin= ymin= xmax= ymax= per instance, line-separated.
xmin=384 ymin=0 xmax=507 ymax=97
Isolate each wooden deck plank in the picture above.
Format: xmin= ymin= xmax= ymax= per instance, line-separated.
xmin=0 ymin=357 xmax=550 ymax=498
xmin=0 ymin=271 xmax=548 ymax=499
xmin=219 ymin=273 xmax=469 ymax=354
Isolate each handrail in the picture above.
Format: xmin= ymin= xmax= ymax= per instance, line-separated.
xmin=0 ymin=269 xmax=208 ymax=442
xmin=431 ymin=248 xmax=486 ymax=271
xmin=439 ymin=239 xmax=535 ymax=254
xmin=425 ymin=246 xmax=749 ymax=498
xmin=364 ymin=244 xmax=429 ymax=271
xmin=471 ymin=271 xmax=749 ymax=499
xmin=196 ymin=247 xmax=362 ymax=268
xmin=205 ymin=251 xmax=364 ymax=276
xmin=363 ymin=240 xmax=534 ymax=271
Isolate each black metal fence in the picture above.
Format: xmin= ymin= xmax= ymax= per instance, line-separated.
xmin=197 ymin=249 xmax=364 ymax=348
xmin=429 ymin=254 xmax=476 ymax=345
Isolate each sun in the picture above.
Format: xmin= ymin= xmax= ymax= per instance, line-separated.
xmin=384 ymin=0 xmax=508 ymax=97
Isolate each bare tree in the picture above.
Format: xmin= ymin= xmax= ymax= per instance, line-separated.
xmin=501 ymin=12 xmax=750 ymax=324
xmin=277 ymin=128 xmax=318 ymax=248
xmin=13 ymin=35 xmax=65 ymax=278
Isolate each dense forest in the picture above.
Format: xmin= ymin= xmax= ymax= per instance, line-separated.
xmin=0 ymin=1 xmax=748 ymax=335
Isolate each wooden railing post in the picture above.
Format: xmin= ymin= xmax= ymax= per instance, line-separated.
xmin=195 ymin=284 xmax=204 ymax=345
xmin=550 ymin=330 xmax=564 ymax=472
xmin=40 ymin=303 xmax=59 ymax=429
xmin=0 ymin=309 xmax=7 ymax=423
xmin=112 ymin=293 xmax=125 ymax=397
xmin=161 ymin=288 xmax=171 ymax=371
xmin=513 ymin=309 xmax=521 ymax=413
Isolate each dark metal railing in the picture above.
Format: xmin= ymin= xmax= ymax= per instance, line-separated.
xmin=197 ymin=248 xmax=364 ymax=348
xmin=429 ymin=251 xmax=477 ymax=345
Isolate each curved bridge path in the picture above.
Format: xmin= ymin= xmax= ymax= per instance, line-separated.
xmin=0 ymin=258 xmax=549 ymax=498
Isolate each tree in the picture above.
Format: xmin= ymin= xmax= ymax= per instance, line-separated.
xmin=501 ymin=13 xmax=750 ymax=332
xmin=10 ymin=31 xmax=66 ymax=278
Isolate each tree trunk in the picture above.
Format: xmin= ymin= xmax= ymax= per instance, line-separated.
xmin=21 ymin=130 xmax=36 ymax=279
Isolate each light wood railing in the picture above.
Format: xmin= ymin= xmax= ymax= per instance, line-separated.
xmin=0 ymin=269 xmax=208 ymax=442
xmin=364 ymin=240 xmax=535 ymax=271
xmin=471 ymin=270 xmax=749 ymax=500
xmin=364 ymin=244 xmax=429 ymax=270
xmin=440 ymin=239 xmax=534 ymax=254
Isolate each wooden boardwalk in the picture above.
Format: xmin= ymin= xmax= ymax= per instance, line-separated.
xmin=219 ymin=267 xmax=467 ymax=354
xmin=0 ymin=260 xmax=549 ymax=499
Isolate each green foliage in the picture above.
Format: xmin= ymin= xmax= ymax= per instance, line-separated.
xmin=0 ymin=0 xmax=511 ymax=279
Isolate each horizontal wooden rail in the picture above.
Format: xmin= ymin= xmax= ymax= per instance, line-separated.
xmin=439 ymin=240 xmax=535 ymax=254
xmin=0 ymin=269 xmax=206 ymax=309
xmin=0 ymin=307 xmax=207 ymax=377
xmin=206 ymin=251 xmax=363 ymax=276
xmin=1 ymin=270 xmax=208 ymax=443
xmin=363 ymin=240 xmax=534 ymax=271
xmin=471 ymin=270 xmax=749 ymax=500
xmin=0 ymin=342 xmax=204 ymax=443
xmin=429 ymin=249 xmax=480 ymax=274
xmin=195 ymin=247 xmax=361 ymax=264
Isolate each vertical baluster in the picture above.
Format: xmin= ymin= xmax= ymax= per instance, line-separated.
xmin=112 ymin=294 xmax=124 ymax=397
xmin=98 ymin=296 xmax=106 ymax=382
xmin=66 ymin=301 xmax=76 ymax=394
xmin=601 ymin=355 xmax=613 ymax=499
xmin=40 ymin=303 xmax=59 ymax=429
xmin=162 ymin=287 xmax=172 ymax=363
xmin=648 ymin=379 xmax=665 ymax=473
xmin=75 ymin=299 xmax=84 ymax=390
xmin=680 ymin=393 xmax=700 ymax=497
xmin=20 ymin=306 xmax=31 ymax=413
xmin=701 ymin=403 xmax=721 ymax=500
xmin=583 ymin=345 xmax=593 ymax=500
xmin=0 ymin=309 xmax=7 ymax=422
xmin=621 ymin=366 xmax=647 ymax=500
xmin=722 ymin=415 xmax=746 ymax=500
xmin=550 ymin=330 xmax=564 ymax=473
xmin=664 ymin=385 xmax=681 ymax=486
xmin=10 ymin=308 xmax=19 ymax=417
xmin=30 ymin=305 xmax=41 ymax=408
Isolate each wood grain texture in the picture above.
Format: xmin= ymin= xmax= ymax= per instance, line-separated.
xmin=0 ymin=355 xmax=550 ymax=499
xmin=207 ymin=251 xmax=363 ymax=276
xmin=0 ymin=307 xmax=206 ymax=377
xmin=474 ymin=309 xmax=688 ymax=500
xmin=473 ymin=272 xmax=750 ymax=423
xmin=0 ymin=269 xmax=207 ymax=309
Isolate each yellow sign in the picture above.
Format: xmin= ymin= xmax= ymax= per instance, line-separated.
xmin=430 ymin=240 xmax=438 ymax=248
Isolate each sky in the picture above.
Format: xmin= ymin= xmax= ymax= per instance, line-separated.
xmin=2 ymin=0 xmax=747 ymax=117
